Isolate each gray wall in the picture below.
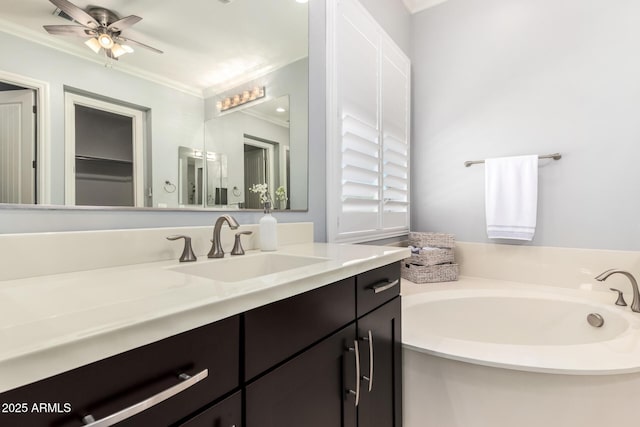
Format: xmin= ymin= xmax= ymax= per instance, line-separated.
xmin=411 ymin=0 xmax=640 ymax=251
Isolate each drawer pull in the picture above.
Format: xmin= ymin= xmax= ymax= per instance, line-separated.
xmin=371 ymin=279 xmax=399 ymax=294
xmin=346 ymin=340 xmax=361 ymax=407
xmin=81 ymin=369 xmax=209 ymax=427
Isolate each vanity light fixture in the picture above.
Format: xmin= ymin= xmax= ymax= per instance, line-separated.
xmin=217 ymin=86 xmax=266 ymax=112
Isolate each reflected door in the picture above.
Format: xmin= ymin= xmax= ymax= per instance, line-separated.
xmin=244 ymin=144 xmax=267 ymax=209
xmin=0 ymin=89 xmax=35 ymax=204
xmin=64 ymin=93 xmax=145 ymax=207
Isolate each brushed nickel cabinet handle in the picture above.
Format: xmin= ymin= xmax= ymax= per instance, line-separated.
xmin=81 ymin=369 xmax=208 ymax=427
xmin=361 ymin=330 xmax=374 ymax=392
xmin=371 ymin=279 xmax=399 ymax=294
xmin=346 ymin=340 xmax=361 ymax=407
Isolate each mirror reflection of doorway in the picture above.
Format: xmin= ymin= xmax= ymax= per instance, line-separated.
xmin=0 ymin=83 xmax=36 ymax=204
xmin=244 ymin=143 xmax=269 ymax=209
xmin=64 ymin=93 xmax=146 ymax=207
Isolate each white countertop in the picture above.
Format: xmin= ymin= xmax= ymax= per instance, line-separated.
xmin=0 ymin=243 xmax=409 ymax=393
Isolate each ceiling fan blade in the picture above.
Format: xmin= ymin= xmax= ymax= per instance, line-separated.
xmin=43 ymin=25 xmax=95 ymax=37
xmin=107 ymin=15 xmax=142 ymax=32
xmin=116 ymin=36 xmax=163 ymax=54
xmin=49 ymin=0 xmax=99 ymax=28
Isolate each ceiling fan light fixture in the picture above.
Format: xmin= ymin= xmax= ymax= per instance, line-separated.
xmin=84 ymin=37 xmax=102 ymax=53
xmin=44 ymin=1 xmax=163 ymax=59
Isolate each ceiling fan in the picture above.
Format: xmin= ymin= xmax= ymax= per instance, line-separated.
xmin=43 ymin=0 xmax=163 ymax=60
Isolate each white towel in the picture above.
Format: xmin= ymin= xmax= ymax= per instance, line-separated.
xmin=485 ymin=155 xmax=538 ymax=241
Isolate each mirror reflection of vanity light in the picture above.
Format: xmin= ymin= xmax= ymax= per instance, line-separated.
xmin=217 ymin=86 xmax=265 ymax=112
xmin=276 ymin=107 xmax=286 ymax=113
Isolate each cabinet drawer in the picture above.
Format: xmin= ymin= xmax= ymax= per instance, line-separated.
xmin=244 ymin=277 xmax=355 ymax=380
xmin=179 ymin=391 xmax=242 ymax=427
xmin=0 ymin=316 xmax=240 ymax=427
xmin=356 ymin=262 xmax=400 ymax=317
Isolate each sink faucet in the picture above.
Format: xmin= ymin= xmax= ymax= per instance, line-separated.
xmin=595 ymin=269 xmax=640 ymax=312
xmin=208 ymin=215 xmax=240 ymax=258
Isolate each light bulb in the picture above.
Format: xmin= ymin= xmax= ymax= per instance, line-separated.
xmin=98 ymin=33 xmax=114 ymax=49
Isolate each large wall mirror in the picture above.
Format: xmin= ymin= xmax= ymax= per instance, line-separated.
xmin=0 ymin=0 xmax=308 ymax=211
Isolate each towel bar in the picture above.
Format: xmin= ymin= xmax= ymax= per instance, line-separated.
xmin=464 ymin=153 xmax=562 ymax=167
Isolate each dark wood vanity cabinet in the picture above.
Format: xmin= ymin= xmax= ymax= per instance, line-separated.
xmin=356 ymin=297 xmax=402 ymax=427
xmin=244 ymin=277 xmax=356 ymax=381
xmin=0 ymin=262 xmax=402 ymax=427
xmin=177 ymin=391 xmax=242 ymax=427
xmin=355 ymin=263 xmax=402 ymax=427
xmin=245 ymin=262 xmax=402 ymax=427
xmin=0 ymin=316 xmax=241 ymax=427
xmin=246 ymin=324 xmax=358 ymax=427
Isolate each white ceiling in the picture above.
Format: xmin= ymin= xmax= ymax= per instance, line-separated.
xmin=0 ymin=0 xmax=308 ymax=97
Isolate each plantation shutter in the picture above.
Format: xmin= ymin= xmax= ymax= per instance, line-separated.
xmin=328 ymin=0 xmax=410 ymax=242
xmin=381 ymin=37 xmax=410 ymax=230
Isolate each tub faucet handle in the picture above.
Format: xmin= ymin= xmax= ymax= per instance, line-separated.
xmin=609 ymin=288 xmax=627 ymax=307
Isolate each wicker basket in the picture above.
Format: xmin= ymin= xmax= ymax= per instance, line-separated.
xmin=409 ymin=232 xmax=455 ymax=249
xmin=409 ymin=248 xmax=454 ymax=267
xmin=401 ymin=261 xmax=459 ymax=283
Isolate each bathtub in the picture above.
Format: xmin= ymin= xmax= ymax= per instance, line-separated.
xmin=402 ymin=279 xmax=640 ymax=427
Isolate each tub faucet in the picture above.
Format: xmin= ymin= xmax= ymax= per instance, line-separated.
xmin=595 ymin=269 xmax=640 ymax=313
xmin=208 ymin=215 xmax=240 ymax=258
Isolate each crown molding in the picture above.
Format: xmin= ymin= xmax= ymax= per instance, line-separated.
xmin=402 ymin=0 xmax=450 ymax=14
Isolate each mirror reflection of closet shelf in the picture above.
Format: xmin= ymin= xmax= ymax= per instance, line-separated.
xmin=64 ymin=92 xmax=147 ymax=207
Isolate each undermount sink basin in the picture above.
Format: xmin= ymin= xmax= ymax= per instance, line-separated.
xmin=170 ymin=253 xmax=329 ymax=283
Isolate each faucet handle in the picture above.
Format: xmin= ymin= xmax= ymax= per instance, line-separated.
xmin=166 ymin=235 xmax=197 ymax=263
xmin=609 ymin=288 xmax=627 ymax=307
xmin=231 ymin=231 xmax=253 ymax=256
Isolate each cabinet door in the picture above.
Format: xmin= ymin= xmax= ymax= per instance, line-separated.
xmin=178 ymin=391 xmax=241 ymax=427
xmin=245 ymin=324 xmax=357 ymax=427
xmin=357 ymin=296 xmax=402 ymax=427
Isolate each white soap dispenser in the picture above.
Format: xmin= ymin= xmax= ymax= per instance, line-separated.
xmin=259 ymin=201 xmax=278 ymax=251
